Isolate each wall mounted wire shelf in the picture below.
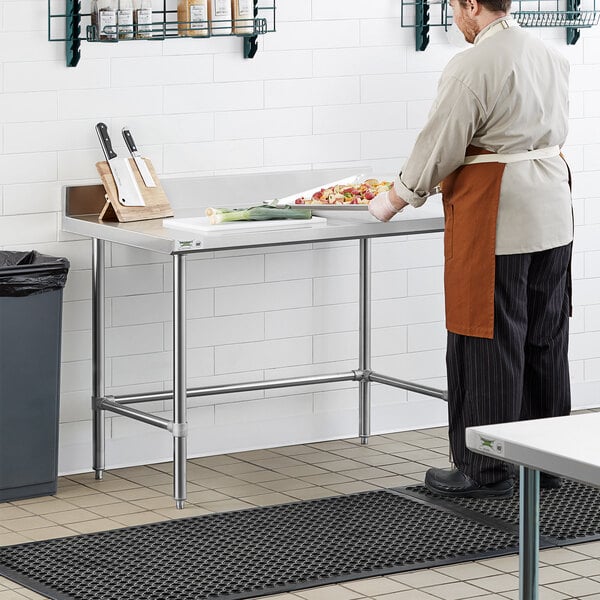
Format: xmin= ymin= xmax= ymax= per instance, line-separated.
xmin=400 ymin=0 xmax=598 ymax=49
xmin=48 ymin=0 xmax=276 ymax=67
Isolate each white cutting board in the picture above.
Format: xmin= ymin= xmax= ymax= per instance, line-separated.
xmin=163 ymin=216 xmax=327 ymax=233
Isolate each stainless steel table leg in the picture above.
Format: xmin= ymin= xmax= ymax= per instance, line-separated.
xmin=359 ymin=238 xmax=371 ymax=445
xmin=92 ymin=238 xmax=106 ymax=480
xmin=173 ymin=253 xmax=187 ymax=509
xmin=520 ymin=466 xmax=540 ymax=600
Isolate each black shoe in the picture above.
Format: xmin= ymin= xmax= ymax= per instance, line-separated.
xmin=425 ymin=467 xmax=514 ymax=499
xmin=540 ymin=473 xmax=563 ymax=489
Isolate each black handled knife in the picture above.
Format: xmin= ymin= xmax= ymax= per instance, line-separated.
xmin=95 ymin=123 xmax=145 ymax=206
xmin=122 ymin=127 xmax=156 ymax=188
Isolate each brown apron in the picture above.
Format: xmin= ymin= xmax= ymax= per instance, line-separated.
xmin=441 ymin=146 xmax=505 ymax=339
xmin=441 ymin=146 xmax=572 ymax=339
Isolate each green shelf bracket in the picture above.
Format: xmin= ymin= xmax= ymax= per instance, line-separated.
xmin=415 ymin=0 xmax=431 ymax=51
xmin=66 ymin=0 xmax=82 ymax=67
xmin=566 ymin=0 xmax=582 ymax=43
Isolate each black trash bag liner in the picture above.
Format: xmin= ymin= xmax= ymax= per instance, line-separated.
xmin=0 ymin=251 xmax=70 ymax=297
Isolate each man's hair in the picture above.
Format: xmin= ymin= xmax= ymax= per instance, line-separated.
xmin=458 ymin=0 xmax=511 ymax=11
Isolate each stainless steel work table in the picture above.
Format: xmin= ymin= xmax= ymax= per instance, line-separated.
xmin=62 ymin=168 xmax=447 ymax=508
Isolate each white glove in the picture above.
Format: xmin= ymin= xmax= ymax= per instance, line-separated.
xmin=368 ymin=191 xmax=402 ymax=222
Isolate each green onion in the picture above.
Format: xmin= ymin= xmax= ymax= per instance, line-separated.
xmin=205 ymin=205 xmax=312 ymax=225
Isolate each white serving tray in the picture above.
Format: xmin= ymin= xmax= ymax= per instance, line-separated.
xmin=163 ymin=216 xmax=327 ymax=234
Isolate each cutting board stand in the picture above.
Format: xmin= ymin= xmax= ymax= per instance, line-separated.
xmin=96 ymin=159 xmax=173 ymax=223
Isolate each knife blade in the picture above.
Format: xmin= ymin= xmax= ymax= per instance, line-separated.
xmin=122 ymin=127 xmax=156 ymax=188
xmin=95 ymin=122 xmax=145 ymax=206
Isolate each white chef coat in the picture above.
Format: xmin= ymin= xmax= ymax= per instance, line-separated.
xmin=395 ymin=17 xmax=573 ymax=255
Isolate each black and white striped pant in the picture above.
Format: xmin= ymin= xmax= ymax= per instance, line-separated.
xmin=447 ymin=242 xmax=572 ymax=485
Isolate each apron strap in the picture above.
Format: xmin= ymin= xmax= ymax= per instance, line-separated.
xmin=462 ymin=145 xmax=560 ymax=165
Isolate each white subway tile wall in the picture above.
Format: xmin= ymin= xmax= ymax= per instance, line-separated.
xmin=1 ymin=0 xmax=599 ymax=475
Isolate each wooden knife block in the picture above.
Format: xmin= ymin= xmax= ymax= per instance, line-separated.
xmin=96 ymin=159 xmax=174 ymax=222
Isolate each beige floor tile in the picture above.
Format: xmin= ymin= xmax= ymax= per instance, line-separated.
xmin=131 ymin=496 xmax=180 ymax=510
xmin=16 ymin=499 xmax=77 ymax=515
xmin=324 ymin=481 xmax=379 ymax=494
xmin=342 ymin=576 xmax=410 ymax=595
xmin=0 ymin=533 xmax=30 ymax=546
xmin=436 ymin=563 xmax=502 ymax=580
xmin=0 ymin=591 xmax=35 ymax=599
xmin=352 ymin=454 xmax=409 ymax=468
xmin=307 ymin=440 xmax=355 ymax=451
xmin=217 ymin=483 xmax=274 ymax=497
xmin=248 ymin=457 xmax=306 ymax=470
xmin=341 ymin=467 xmax=399 ymax=481
xmin=329 ymin=447 xmax=382 ymax=460
xmin=0 ymin=577 xmax=20 ymax=589
xmin=3 ymin=516 xmax=52 ymax=532
xmin=538 ymin=565 xmax=581 ymax=584
xmin=184 ymin=489 xmax=231 ymax=503
xmin=112 ymin=511 xmax=165 ymax=527
xmin=89 ymin=502 xmax=145 ymax=518
xmin=548 ymin=576 xmax=600 ymax=597
xmin=260 ymin=478 xmax=314 ymax=493
xmin=499 ymin=586 xmax=568 ymax=599
xmin=362 ymin=474 xmax=419 ymax=488
xmin=540 ymin=547 xmax=589 ymax=565
xmin=67 ymin=493 xmax=121 ymax=508
xmin=47 ymin=508 xmax=104 ymax=525
xmin=296 ymin=451 xmax=347 ymax=465
xmin=390 ymin=570 xmax=457 ymax=587
xmin=67 ymin=518 xmax=123 ymax=534
xmin=153 ymin=505 xmax=212 ymax=519
xmin=479 ymin=555 xmax=519 ymax=573
xmin=229 ymin=449 xmax=282 ymax=461
xmin=271 ymin=444 xmax=316 ymax=456
xmin=561 ymin=558 xmax=600 ymax=577
xmin=214 ymin=462 xmax=266 ymax=476
xmin=0 ymin=506 xmax=32 ymax=521
xmin=374 ymin=441 xmax=426 ymax=454
xmin=189 ymin=454 xmax=241 ymax=468
xmin=197 ymin=499 xmax=256 ymax=513
xmin=318 ymin=459 xmax=369 ymax=472
xmin=372 ymin=590 xmax=440 ymax=599
xmin=470 ymin=573 xmax=519 ymax=593
xmin=285 ymin=487 xmax=339 ymax=501
xmin=294 ymin=584 xmax=364 ymax=599
xmin=379 ymin=462 xmax=430 ymax=476
xmin=240 ymin=492 xmax=297 ymax=506
xmin=20 ymin=526 xmax=75 ymax=541
xmin=107 ymin=487 xmax=165 ymax=501
xmin=300 ymin=473 xmax=354 ymax=486
xmin=425 ymin=581 xmax=489 ymax=599
xmin=572 ymin=540 xmax=600 ymax=558
xmin=79 ymin=479 xmax=139 ymax=493
xmin=275 ymin=465 xmax=329 ymax=478
xmin=237 ymin=470 xmax=289 ymax=484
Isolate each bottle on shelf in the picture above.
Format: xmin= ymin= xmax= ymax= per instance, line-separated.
xmin=232 ymin=0 xmax=254 ymax=34
xmin=135 ymin=0 xmax=153 ymax=39
xmin=94 ymin=0 xmax=118 ymax=40
xmin=178 ymin=0 xmax=209 ymax=37
xmin=118 ymin=0 xmax=134 ymax=39
xmin=209 ymin=0 xmax=232 ymax=35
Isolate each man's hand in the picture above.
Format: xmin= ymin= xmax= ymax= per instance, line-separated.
xmin=368 ymin=185 xmax=409 ymax=222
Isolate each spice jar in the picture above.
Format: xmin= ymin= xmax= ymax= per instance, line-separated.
xmin=135 ymin=0 xmax=153 ymax=39
xmin=232 ymin=0 xmax=254 ymax=34
xmin=178 ymin=0 xmax=209 ymax=37
xmin=93 ymin=0 xmax=118 ymax=40
xmin=209 ymin=0 xmax=232 ymax=35
xmin=118 ymin=0 xmax=134 ymax=39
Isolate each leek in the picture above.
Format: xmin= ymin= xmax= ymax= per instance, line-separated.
xmin=205 ymin=204 xmax=311 ymax=225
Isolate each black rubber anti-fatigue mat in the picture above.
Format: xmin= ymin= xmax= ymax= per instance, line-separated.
xmin=401 ymin=480 xmax=600 ymax=545
xmin=0 ymin=489 xmax=518 ymax=600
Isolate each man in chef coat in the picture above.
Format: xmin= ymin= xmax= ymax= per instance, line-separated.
xmin=369 ymin=0 xmax=573 ymax=498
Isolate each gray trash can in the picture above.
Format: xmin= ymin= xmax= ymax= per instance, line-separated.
xmin=0 ymin=251 xmax=69 ymax=502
